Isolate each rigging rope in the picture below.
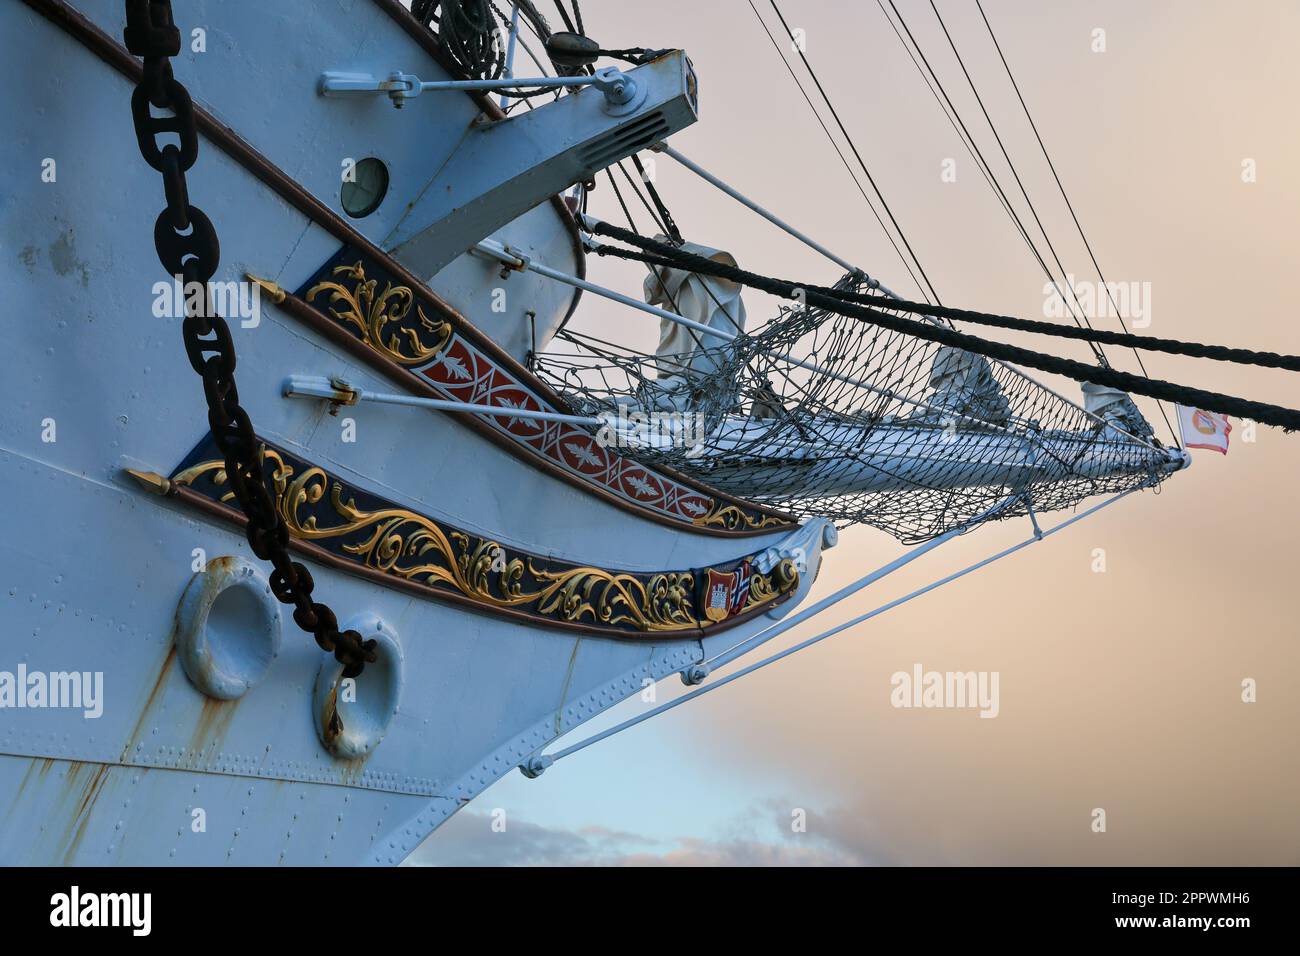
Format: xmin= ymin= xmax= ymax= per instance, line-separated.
xmin=746 ymin=0 xmax=932 ymax=303
xmin=883 ymin=0 xmax=1102 ymax=361
xmin=630 ymin=154 xmax=683 ymax=244
xmin=586 ymin=222 xmax=1300 ymax=431
xmin=874 ymin=0 xmax=1024 ymax=257
xmin=973 ymin=0 xmax=1180 ymax=444
xmin=766 ymin=279 xmax=1300 ymax=373
xmin=413 ymin=0 xmax=504 ymax=79
xmin=595 ymin=238 xmax=1300 ymax=371
xmin=767 ymin=0 xmax=943 ymax=304
xmin=550 ymin=0 xmax=576 ymax=34
xmin=414 ymin=0 xmax=567 ymax=96
xmin=592 ymin=235 xmax=1300 ymax=374
xmin=929 ymin=0 xmax=1111 ymax=366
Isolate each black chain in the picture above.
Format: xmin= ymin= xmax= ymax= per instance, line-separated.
xmin=123 ymin=0 xmax=376 ymax=677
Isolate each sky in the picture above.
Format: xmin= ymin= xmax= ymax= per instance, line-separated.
xmin=411 ymin=0 xmax=1300 ymax=865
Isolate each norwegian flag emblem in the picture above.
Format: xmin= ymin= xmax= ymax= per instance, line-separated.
xmin=729 ymin=560 xmax=752 ymax=615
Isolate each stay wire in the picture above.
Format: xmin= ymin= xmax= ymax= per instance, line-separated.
xmin=928 ymin=0 xmax=1109 ymax=366
xmin=767 ymin=0 xmax=944 ymax=305
xmin=885 ymin=0 xmax=1103 ymax=362
xmin=973 ymin=0 xmax=1179 ymax=443
xmin=745 ymin=0 xmax=932 ymax=304
xmin=874 ymin=0 xmax=1049 ymax=306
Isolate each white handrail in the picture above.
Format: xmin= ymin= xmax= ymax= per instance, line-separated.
xmin=282 ymin=375 xmax=601 ymax=426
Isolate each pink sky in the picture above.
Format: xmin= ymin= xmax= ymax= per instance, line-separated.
xmin=419 ymin=0 xmax=1300 ymax=865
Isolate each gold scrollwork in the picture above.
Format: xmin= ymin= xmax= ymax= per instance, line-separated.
xmin=305 ymin=261 xmax=451 ymax=365
xmin=173 ymin=452 xmax=799 ymax=633
xmin=529 ymin=566 xmax=697 ymax=632
xmin=749 ymin=558 xmax=800 ymax=605
xmin=694 ymin=501 xmax=790 ymax=532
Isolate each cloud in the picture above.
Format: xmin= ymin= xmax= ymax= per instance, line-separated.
xmin=407 ymin=800 xmax=873 ymax=866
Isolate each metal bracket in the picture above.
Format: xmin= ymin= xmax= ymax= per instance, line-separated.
xmin=680 ymin=663 xmax=710 ymax=686
xmin=501 ymin=244 xmax=531 ymax=272
xmin=1024 ymin=496 xmax=1044 ymax=540
xmin=318 ymin=71 xmax=421 ymax=108
xmin=283 ymin=373 xmax=358 ymax=406
xmin=319 ymin=67 xmax=643 ymax=113
xmin=518 ymin=754 xmax=553 ymax=779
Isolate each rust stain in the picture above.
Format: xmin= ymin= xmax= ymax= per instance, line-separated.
xmin=335 ymin=739 xmax=377 ymax=785
xmin=9 ymin=760 xmax=40 ymax=804
xmin=316 ymin=679 xmax=378 ymax=785
xmin=120 ymin=643 xmax=177 ymax=762
xmin=335 ymin=753 xmax=372 ymax=787
xmin=74 ymin=763 xmax=110 ymax=820
xmin=554 ymin=640 xmax=582 ymax=735
xmin=11 ymin=758 xmax=61 ymax=823
xmin=318 ymin=681 xmax=375 ymax=785
xmin=51 ymin=763 xmax=87 ymax=851
xmin=53 ymin=761 xmax=113 ymax=864
xmin=126 ymin=559 xmax=249 ymax=764
xmin=320 ymin=682 xmax=343 ymax=749
xmin=188 ymin=696 xmax=238 ymax=760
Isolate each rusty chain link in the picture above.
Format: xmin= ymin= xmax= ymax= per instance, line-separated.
xmin=123 ymin=0 xmax=376 ymax=677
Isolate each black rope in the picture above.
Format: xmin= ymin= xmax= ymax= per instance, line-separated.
xmin=592 ymin=237 xmax=1300 ymax=373
xmin=550 ymin=0 xmax=575 ymax=34
xmin=588 ymin=223 xmax=1300 ymax=431
xmin=631 ymin=154 xmax=683 ymax=244
xmin=414 ymin=0 xmax=504 ymax=79
xmin=808 ymin=289 xmax=1300 ymax=373
xmin=615 ymin=161 xmax=669 ymax=237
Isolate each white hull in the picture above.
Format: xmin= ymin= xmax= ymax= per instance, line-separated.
xmin=0 ymin=0 xmax=823 ymax=865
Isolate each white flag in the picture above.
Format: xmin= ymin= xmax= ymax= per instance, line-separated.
xmin=1176 ymin=405 xmax=1231 ymax=455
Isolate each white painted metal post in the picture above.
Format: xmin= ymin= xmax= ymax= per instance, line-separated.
xmin=282 ymin=375 xmax=604 ymax=426
xmin=655 ymin=144 xmax=896 ymax=292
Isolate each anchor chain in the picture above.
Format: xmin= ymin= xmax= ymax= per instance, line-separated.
xmin=122 ymin=0 xmax=375 ymax=677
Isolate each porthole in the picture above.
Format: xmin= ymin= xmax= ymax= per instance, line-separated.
xmin=340 ymin=157 xmax=389 ymax=218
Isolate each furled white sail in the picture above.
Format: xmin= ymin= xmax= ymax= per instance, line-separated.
xmin=643 ymin=236 xmax=746 ymax=408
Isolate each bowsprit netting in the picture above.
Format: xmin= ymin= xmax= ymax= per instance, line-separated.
xmin=533 ymin=273 xmax=1184 ymax=542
